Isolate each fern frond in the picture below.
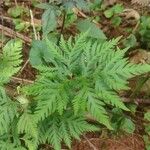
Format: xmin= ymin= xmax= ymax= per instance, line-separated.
xmin=87 ymin=91 xmax=112 ymax=129
xmin=98 ymin=90 xmax=129 ymax=111
xmin=46 ymin=112 xmax=98 ymax=150
xmin=0 ymin=88 xmax=17 ymax=134
xmin=24 ymin=32 xmax=150 ymax=150
xmin=46 ymin=117 xmax=62 ymax=150
xmin=0 ymin=141 xmax=26 ymax=150
xmin=0 ymin=39 xmax=22 ymax=84
xmin=28 ymin=77 xmax=70 ymax=121
xmin=22 ymin=135 xmax=38 ymax=150
xmin=17 ymin=111 xmax=38 ymax=138
xmin=72 ymin=88 xmax=87 ymax=115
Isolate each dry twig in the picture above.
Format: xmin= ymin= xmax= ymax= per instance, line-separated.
xmin=11 ymin=77 xmax=34 ymax=84
xmin=83 ymin=135 xmax=98 ymax=150
xmin=0 ymin=24 xmax=32 ymax=44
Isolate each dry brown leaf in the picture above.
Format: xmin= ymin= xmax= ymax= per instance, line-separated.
xmin=131 ymin=0 xmax=150 ymax=6
xmin=103 ymin=0 xmax=117 ymax=6
xmin=120 ymin=9 xmax=140 ymax=21
xmin=129 ymin=49 xmax=150 ymax=64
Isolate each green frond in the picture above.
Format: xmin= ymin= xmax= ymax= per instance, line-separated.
xmin=29 ymin=77 xmax=70 ymax=121
xmin=87 ymin=92 xmax=112 ymax=129
xmin=72 ymin=88 xmax=87 ymax=115
xmin=23 ymin=135 xmax=38 ymax=150
xmin=98 ymin=90 xmax=129 ymax=111
xmin=22 ymin=33 xmax=150 ymax=150
xmin=0 ymin=141 xmax=26 ymax=150
xmin=0 ymin=88 xmax=17 ymax=134
xmin=46 ymin=112 xmax=98 ymax=150
xmin=0 ymin=39 xmax=22 ymax=84
xmin=46 ymin=117 xmax=62 ymax=150
xmin=17 ymin=111 xmax=38 ymax=138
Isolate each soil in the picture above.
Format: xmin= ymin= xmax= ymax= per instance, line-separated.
xmin=72 ymin=134 xmax=144 ymax=150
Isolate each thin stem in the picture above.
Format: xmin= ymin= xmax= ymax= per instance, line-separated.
xmin=14 ymin=0 xmax=18 ymax=6
xmin=83 ymin=135 xmax=98 ymax=150
xmin=30 ymin=9 xmax=38 ymax=40
xmin=57 ymin=10 xmax=66 ymax=45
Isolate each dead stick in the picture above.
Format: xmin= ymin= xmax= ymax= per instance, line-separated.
xmin=0 ymin=24 xmax=32 ymax=44
xmin=11 ymin=77 xmax=34 ymax=84
xmin=83 ymin=135 xmax=98 ymax=150
xmin=18 ymin=9 xmax=38 ymax=76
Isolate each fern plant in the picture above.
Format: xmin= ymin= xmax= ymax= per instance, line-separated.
xmin=1 ymin=34 xmax=150 ymax=150
xmin=20 ymin=32 xmax=150 ymax=149
xmin=0 ymin=39 xmax=26 ymax=150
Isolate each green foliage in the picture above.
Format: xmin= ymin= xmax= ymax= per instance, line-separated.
xmin=21 ymin=32 xmax=150 ymax=149
xmin=0 ymin=87 xmax=17 ymax=134
xmin=1 ymin=34 xmax=150 ymax=150
xmin=104 ymin=4 xmax=124 ymax=18
xmin=36 ymin=0 xmax=90 ymax=35
xmin=0 ymin=39 xmax=25 ymax=150
xmin=77 ymin=19 xmax=106 ymax=39
xmin=8 ymin=5 xmax=29 ymax=18
xmin=104 ymin=4 xmax=124 ymax=27
xmin=123 ymin=34 xmax=137 ymax=48
xmin=42 ymin=7 xmax=58 ymax=35
xmin=143 ymin=135 xmax=150 ymax=150
xmin=13 ymin=19 xmax=30 ymax=32
xmin=144 ymin=111 xmax=150 ymax=149
xmin=111 ymin=108 xmax=135 ymax=133
xmin=111 ymin=16 xmax=122 ymax=27
xmin=138 ymin=16 xmax=150 ymax=49
xmin=0 ymin=39 xmax=22 ymax=84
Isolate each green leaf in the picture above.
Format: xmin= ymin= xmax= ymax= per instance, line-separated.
xmin=87 ymin=92 xmax=112 ymax=129
xmin=77 ymin=19 xmax=106 ymax=39
xmin=8 ymin=6 xmax=23 ymax=18
xmin=104 ymin=4 xmax=124 ymax=18
xmin=29 ymin=40 xmax=51 ymax=66
xmin=0 ymin=39 xmax=22 ymax=84
xmin=36 ymin=3 xmax=50 ymax=9
xmin=120 ymin=118 xmax=135 ymax=133
xmin=17 ymin=112 xmax=38 ymax=138
xmin=113 ymin=4 xmax=124 ymax=14
xmin=111 ymin=16 xmax=122 ymax=27
xmin=42 ymin=8 xmax=57 ymax=35
xmin=145 ymin=112 xmax=150 ymax=121
xmin=123 ymin=34 xmax=137 ymax=48
xmin=143 ymin=135 xmax=150 ymax=150
xmin=104 ymin=9 xmax=113 ymax=18
xmin=8 ymin=6 xmax=28 ymax=18
xmin=75 ymin=0 xmax=89 ymax=11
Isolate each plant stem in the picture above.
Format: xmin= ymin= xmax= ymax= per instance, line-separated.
xmin=57 ymin=10 xmax=66 ymax=45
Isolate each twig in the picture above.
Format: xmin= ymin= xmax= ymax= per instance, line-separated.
xmin=11 ymin=77 xmax=34 ymax=84
xmin=83 ymin=135 xmax=98 ymax=150
xmin=18 ymin=9 xmax=38 ymax=76
xmin=72 ymin=7 xmax=102 ymax=28
xmin=0 ymin=16 xmax=41 ymax=27
xmin=123 ymin=97 xmax=150 ymax=104
xmin=0 ymin=24 xmax=32 ymax=44
xmin=132 ymin=21 xmax=140 ymax=33
xmin=14 ymin=0 xmax=18 ymax=6
xmin=18 ymin=60 xmax=30 ymax=75
xmin=1 ymin=12 xmax=4 ymax=48
xmin=30 ymin=9 xmax=38 ymax=40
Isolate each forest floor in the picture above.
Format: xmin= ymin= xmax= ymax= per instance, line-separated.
xmin=1 ymin=0 xmax=150 ymax=149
